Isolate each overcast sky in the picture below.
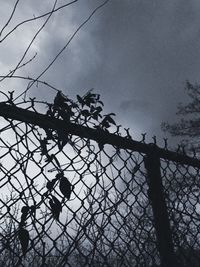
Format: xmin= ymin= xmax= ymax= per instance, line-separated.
xmin=1 ymin=0 xmax=200 ymax=144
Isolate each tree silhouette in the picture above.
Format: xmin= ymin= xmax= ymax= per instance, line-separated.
xmin=162 ymin=81 xmax=200 ymax=152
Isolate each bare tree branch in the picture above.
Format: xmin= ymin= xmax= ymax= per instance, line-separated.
xmin=14 ymin=0 xmax=110 ymax=101
xmin=0 ymin=0 xmax=20 ymax=38
xmin=0 ymin=0 xmax=79 ymax=43
xmin=0 ymin=0 xmax=58 ymax=83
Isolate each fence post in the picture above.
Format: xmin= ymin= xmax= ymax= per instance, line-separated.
xmin=144 ymin=148 xmax=179 ymax=267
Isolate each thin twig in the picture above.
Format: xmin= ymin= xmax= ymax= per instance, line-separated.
xmin=0 ymin=0 xmax=79 ymax=43
xmin=0 ymin=0 xmax=20 ymax=38
xmin=14 ymin=0 xmax=110 ymax=101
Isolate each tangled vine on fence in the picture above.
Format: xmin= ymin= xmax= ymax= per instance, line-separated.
xmin=1 ymin=91 xmax=150 ymax=267
xmin=0 ymin=90 xmax=200 ymax=267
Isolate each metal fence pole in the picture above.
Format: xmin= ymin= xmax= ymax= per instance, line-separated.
xmin=144 ymin=149 xmax=179 ymax=267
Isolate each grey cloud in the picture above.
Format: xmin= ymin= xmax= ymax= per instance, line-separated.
xmin=83 ymin=0 xmax=200 ymax=134
xmin=1 ymin=0 xmax=200 ymax=139
xmin=120 ymin=98 xmax=152 ymax=112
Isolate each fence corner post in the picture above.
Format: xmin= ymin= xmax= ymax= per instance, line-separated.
xmin=144 ymin=147 xmax=179 ymax=267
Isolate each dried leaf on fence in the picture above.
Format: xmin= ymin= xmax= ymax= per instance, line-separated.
xmin=49 ymin=196 xmax=62 ymax=221
xmin=84 ymin=92 xmax=97 ymax=107
xmin=81 ymin=109 xmax=90 ymax=117
xmin=91 ymin=106 xmax=103 ymax=120
xmin=59 ymin=176 xmax=73 ymax=200
xmin=20 ymin=206 xmax=29 ymax=226
xmin=18 ymin=228 xmax=29 ymax=256
xmin=46 ymin=178 xmax=57 ymax=191
xmin=101 ymin=119 xmax=110 ymax=129
xmin=77 ymin=94 xmax=84 ymax=107
xmin=40 ymin=139 xmax=48 ymax=156
xmin=54 ymin=91 xmax=68 ymax=107
xmin=104 ymin=114 xmax=116 ymax=125
xmin=57 ymin=130 xmax=69 ymax=150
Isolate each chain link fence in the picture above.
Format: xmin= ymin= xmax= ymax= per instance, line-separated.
xmin=0 ymin=92 xmax=199 ymax=266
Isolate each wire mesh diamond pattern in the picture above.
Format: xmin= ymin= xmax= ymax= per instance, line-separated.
xmin=0 ymin=96 xmax=199 ymax=267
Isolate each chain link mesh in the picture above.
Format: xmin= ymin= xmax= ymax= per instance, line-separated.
xmin=161 ymin=159 xmax=200 ymax=266
xmin=0 ymin=98 xmax=199 ymax=266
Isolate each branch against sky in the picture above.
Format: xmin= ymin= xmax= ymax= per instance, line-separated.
xmin=0 ymin=0 xmax=79 ymax=42
xmin=161 ymin=81 xmax=200 ymax=151
xmin=0 ymin=0 xmax=110 ymax=102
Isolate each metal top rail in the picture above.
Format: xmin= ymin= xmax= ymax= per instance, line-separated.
xmin=0 ymin=102 xmax=199 ymax=168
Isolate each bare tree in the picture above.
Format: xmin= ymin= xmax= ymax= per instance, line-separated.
xmin=161 ymin=81 xmax=200 ymax=152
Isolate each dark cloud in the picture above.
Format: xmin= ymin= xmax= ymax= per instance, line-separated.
xmin=1 ymin=0 xmax=200 ymax=141
xmin=120 ymin=98 xmax=152 ymax=112
xmin=79 ymin=0 xmax=200 ymax=138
